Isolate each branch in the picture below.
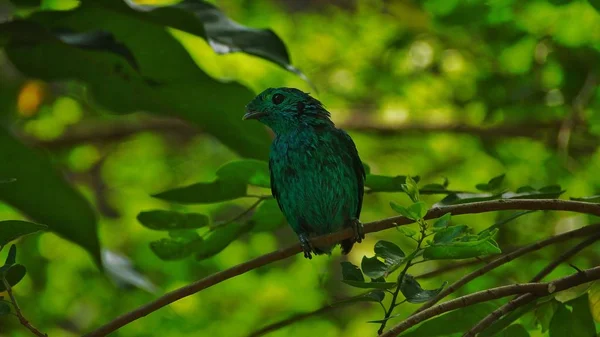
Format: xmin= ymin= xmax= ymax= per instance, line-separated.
xmin=2 ymin=278 xmax=47 ymax=337
xmin=380 ymin=265 xmax=600 ymax=337
xmin=463 ymin=232 xmax=600 ymax=336
xmin=413 ymin=221 xmax=600 ymax=315
xmin=83 ymin=199 xmax=600 ymax=337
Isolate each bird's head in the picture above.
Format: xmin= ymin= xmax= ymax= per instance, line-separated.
xmin=243 ymin=87 xmax=331 ymax=134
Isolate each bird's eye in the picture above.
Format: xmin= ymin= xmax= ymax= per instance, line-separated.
xmin=272 ymin=93 xmax=285 ymax=105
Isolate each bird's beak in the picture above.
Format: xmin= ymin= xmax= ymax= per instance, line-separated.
xmin=242 ymin=110 xmax=267 ymax=120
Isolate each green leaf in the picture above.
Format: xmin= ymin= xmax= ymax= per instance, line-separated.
xmin=588 ymin=281 xmax=600 ymax=322
xmin=403 ymin=176 xmax=420 ymax=202
xmin=251 ymin=199 xmax=285 ymax=232
xmin=423 ymin=237 xmax=501 ymax=260
xmin=476 ymin=174 xmax=505 ymax=191
xmin=374 ymin=240 xmax=405 ymax=266
xmin=536 ymin=300 xmax=559 ymax=333
xmin=503 ymin=185 xmax=565 ymax=200
xmin=419 ymin=183 xmax=447 ymax=193
xmin=6 ymin=8 xmax=272 ymax=160
xmin=408 ymin=201 xmax=428 ymax=219
xmin=361 ymin=256 xmax=388 ymax=279
xmin=390 ymin=201 xmax=426 ymax=221
xmin=342 ymin=280 xmax=397 ymax=289
xmin=432 ymin=213 xmax=451 ymax=228
xmin=137 ymin=210 xmax=209 ymax=230
xmin=570 ymin=195 xmax=600 ymax=203
xmin=341 ymin=261 xmax=364 ymax=282
xmin=366 ymin=175 xmax=420 ymax=192
xmin=149 ymin=236 xmax=203 ymax=261
xmin=0 ymin=178 xmax=16 ymax=184
xmin=548 ymin=297 xmax=595 ymax=337
xmin=399 ymin=302 xmax=497 ymax=337
xmin=195 ymin=222 xmax=251 ymax=260
xmin=399 ymin=227 xmax=417 ymax=238
xmin=480 ymin=300 xmax=538 ymax=336
xmin=433 ymin=225 xmax=468 ymax=244
xmin=400 ymin=274 xmax=446 ymax=303
xmin=495 ymin=324 xmax=530 ymax=337
xmin=0 ymin=264 xmax=27 ymax=291
xmin=436 ymin=192 xmax=504 ymax=206
xmin=0 ymin=129 xmax=100 ymax=266
xmin=152 ymin=180 xmax=247 ymax=204
xmin=0 ymin=221 xmax=47 ymax=249
xmin=0 ymin=302 xmax=10 ymax=316
xmin=362 ymin=162 xmax=371 ymax=175
xmin=216 ymin=160 xmax=271 ymax=188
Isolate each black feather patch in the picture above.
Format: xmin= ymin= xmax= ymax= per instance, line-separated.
xmin=296 ymin=102 xmax=305 ymax=115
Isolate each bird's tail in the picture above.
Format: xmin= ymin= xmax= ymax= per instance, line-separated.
xmin=340 ymin=239 xmax=354 ymax=255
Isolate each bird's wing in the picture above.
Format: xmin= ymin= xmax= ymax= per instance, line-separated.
xmin=336 ymin=129 xmax=366 ymax=218
xmin=268 ymin=157 xmax=284 ymax=212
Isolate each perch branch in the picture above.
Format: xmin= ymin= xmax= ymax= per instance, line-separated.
xmin=83 ymin=199 xmax=600 ymax=337
xmin=463 ymin=232 xmax=600 ymax=336
xmin=381 ymin=265 xmax=600 ymax=337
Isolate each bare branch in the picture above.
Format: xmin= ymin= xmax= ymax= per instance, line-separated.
xmin=463 ymin=232 xmax=600 ymax=336
xmin=413 ymin=222 xmax=600 ymax=315
xmin=83 ymin=199 xmax=600 ymax=337
xmin=381 ymin=265 xmax=600 ymax=337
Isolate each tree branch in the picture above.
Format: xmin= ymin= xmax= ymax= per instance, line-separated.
xmin=381 ymin=265 xmax=600 ymax=337
xmin=83 ymin=199 xmax=600 ymax=337
xmin=463 ymin=232 xmax=600 ymax=336
xmin=413 ymin=221 xmax=600 ymax=315
xmin=2 ymin=278 xmax=47 ymax=337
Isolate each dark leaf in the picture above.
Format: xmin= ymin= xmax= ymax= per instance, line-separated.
xmin=399 ymin=302 xmax=498 ymax=337
xmin=495 ymin=324 xmax=530 ymax=337
xmin=3 ymin=244 xmax=16 ymax=268
xmin=566 ymin=293 xmax=596 ymax=337
xmin=342 ymin=280 xmax=397 ymax=289
xmin=548 ymin=303 xmax=572 ymax=337
xmin=420 ymin=183 xmax=447 ymax=193
xmin=362 ymin=162 xmax=371 ymax=175
xmin=503 ymin=185 xmax=565 ymax=200
xmin=341 ymin=261 xmax=364 ymax=282
xmin=535 ymin=300 xmax=559 ymax=333
xmin=149 ymin=236 xmax=203 ymax=261
xmin=195 ymin=222 xmax=251 ymax=260
xmin=476 ymin=174 xmax=505 ymax=191
xmin=251 ymin=199 xmax=285 ymax=232
xmin=0 ymin=129 xmax=100 ymax=266
xmin=0 ymin=221 xmax=46 ymax=249
xmin=109 ymin=0 xmax=306 ymax=79
xmin=152 ymin=180 xmax=247 ymax=204
xmin=7 ymin=9 xmax=272 ymax=160
xmin=216 ymin=160 xmax=271 ymax=188
xmin=0 ymin=264 xmax=27 ymax=291
xmin=341 ymin=290 xmax=386 ymax=304
xmin=432 ymin=213 xmax=452 ymax=228
xmin=366 ymin=175 xmax=420 ymax=192
xmin=0 ymin=302 xmax=10 ymax=316
xmin=361 ymin=256 xmax=388 ymax=279
xmin=137 ymin=210 xmax=209 ymax=230
xmin=570 ymin=195 xmax=600 ymax=203
xmin=400 ymin=274 xmax=446 ymax=303
xmin=480 ymin=300 xmax=538 ymax=336
xmin=374 ymin=240 xmax=405 ymax=266
xmin=436 ymin=192 xmax=504 ymax=206
xmin=433 ymin=225 xmax=468 ymax=244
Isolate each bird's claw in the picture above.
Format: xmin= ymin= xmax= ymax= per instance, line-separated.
xmin=351 ymin=219 xmax=365 ymax=243
xmin=299 ymin=234 xmax=313 ymax=259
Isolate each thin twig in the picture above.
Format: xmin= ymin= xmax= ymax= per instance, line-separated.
xmin=83 ymin=199 xmax=600 ymax=337
xmin=2 ymin=278 xmax=47 ymax=337
xmin=209 ymin=196 xmax=267 ymax=232
xmin=380 ymin=265 xmax=600 ymax=337
xmin=413 ymin=222 xmax=600 ymax=315
xmin=463 ymin=232 xmax=600 ymax=336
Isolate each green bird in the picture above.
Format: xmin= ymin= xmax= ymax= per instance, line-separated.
xmin=243 ymin=87 xmax=365 ymax=258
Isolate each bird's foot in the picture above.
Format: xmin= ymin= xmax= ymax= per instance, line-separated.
xmin=299 ymin=233 xmax=313 ymax=259
xmin=351 ymin=219 xmax=365 ymax=243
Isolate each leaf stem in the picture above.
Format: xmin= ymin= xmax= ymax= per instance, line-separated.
xmin=2 ymin=278 xmax=47 ymax=337
xmin=378 ymin=219 xmax=427 ymax=335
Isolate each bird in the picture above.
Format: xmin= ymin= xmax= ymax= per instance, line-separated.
xmin=243 ymin=87 xmax=365 ymax=259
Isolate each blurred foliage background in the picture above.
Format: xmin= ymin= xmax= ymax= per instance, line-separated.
xmin=1 ymin=0 xmax=600 ymax=336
